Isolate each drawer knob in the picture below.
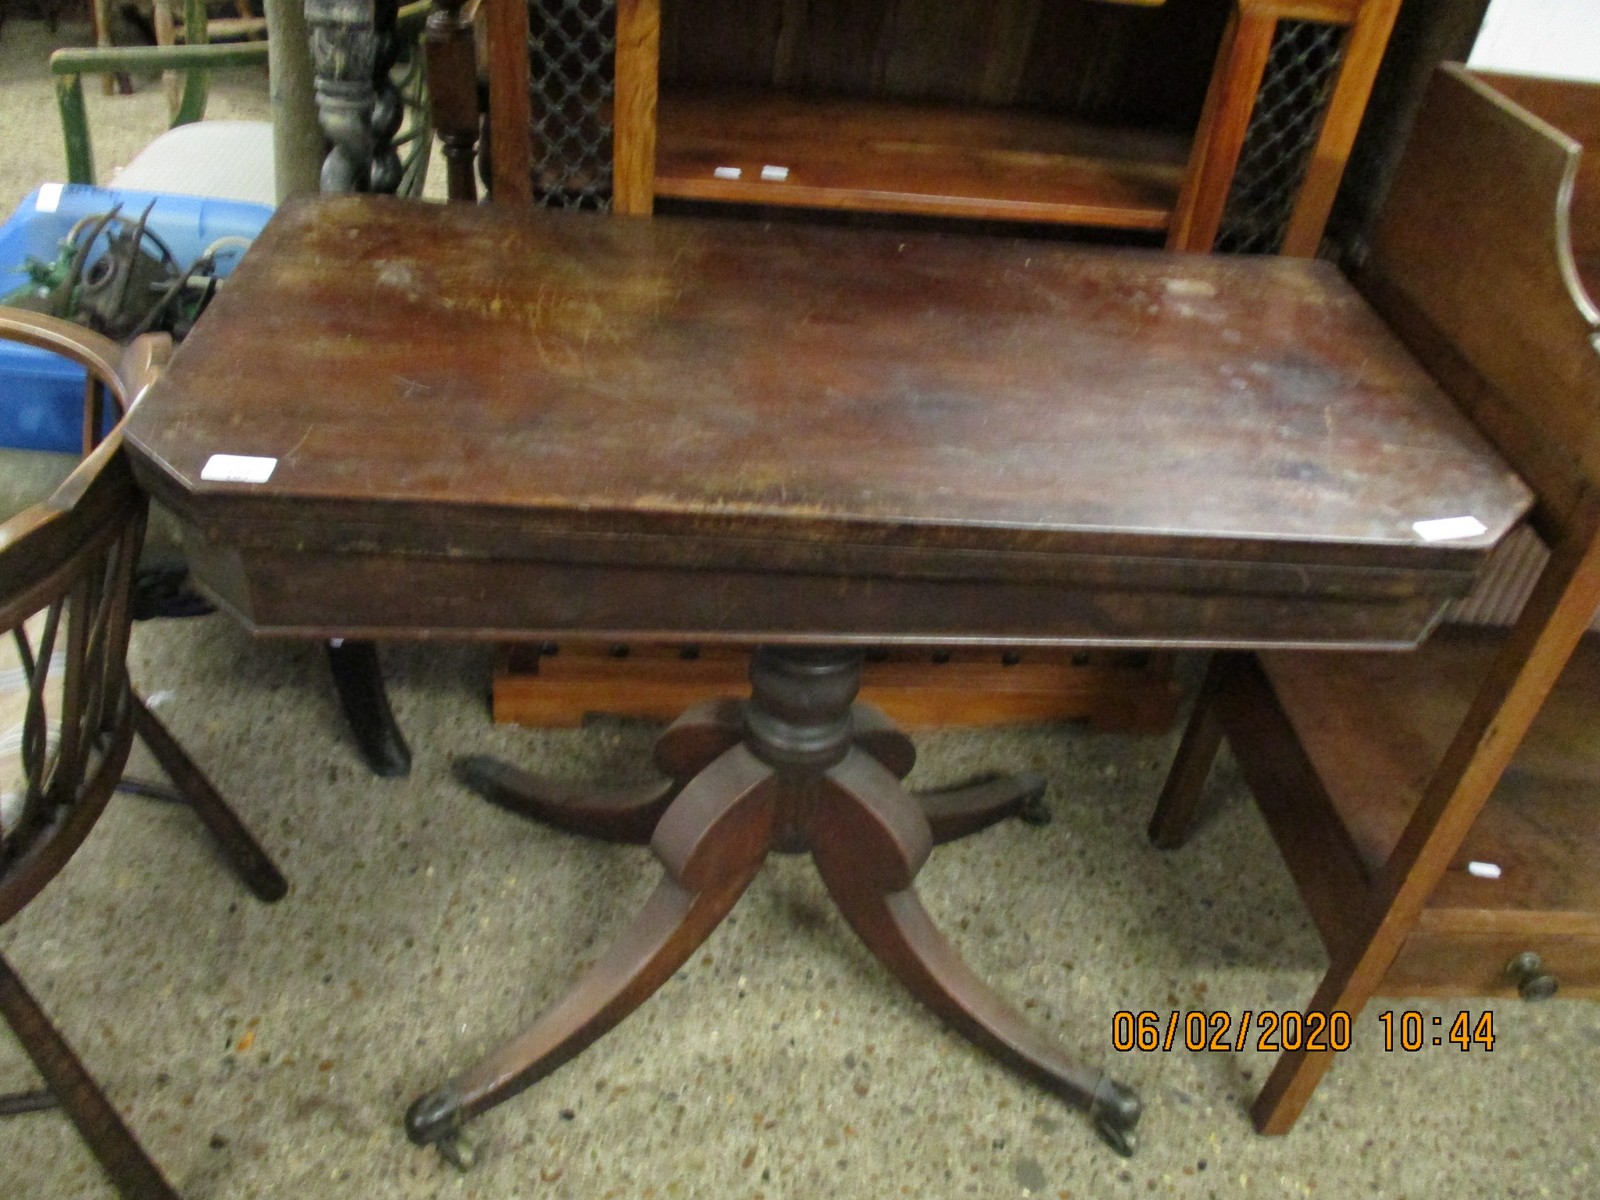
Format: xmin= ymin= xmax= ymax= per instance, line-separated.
xmin=1505 ymin=951 xmax=1559 ymax=1000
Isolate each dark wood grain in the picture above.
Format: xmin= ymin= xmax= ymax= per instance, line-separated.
xmin=485 ymin=0 xmax=531 ymax=203
xmin=1470 ymin=70 xmax=1600 ymax=265
xmin=126 ymin=194 xmax=1527 ymax=647
xmin=1366 ymin=68 xmax=1600 ymax=508
xmin=657 ymin=0 xmax=1225 ymax=131
xmin=416 ymin=647 xmax=1140 ymax=1155
xmin=112 ymin=152 xmax=1536 ymax=1157
xmin=422 ymin=0 xmax=480 ymax=203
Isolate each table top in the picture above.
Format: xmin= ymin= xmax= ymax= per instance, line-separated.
xmin=124 ymin=195 xmax=1533 ymax=648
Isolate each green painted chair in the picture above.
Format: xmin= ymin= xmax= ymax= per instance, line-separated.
xmin=48 ymin=0 xmax=433 ymax=203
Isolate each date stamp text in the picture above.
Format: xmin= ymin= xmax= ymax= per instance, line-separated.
xmin=1111 ymin=1009 xmax=1495 ymax=1053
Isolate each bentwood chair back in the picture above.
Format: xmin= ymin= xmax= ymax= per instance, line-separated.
xmin=0 ymin=309 xmax=287 ymax=1199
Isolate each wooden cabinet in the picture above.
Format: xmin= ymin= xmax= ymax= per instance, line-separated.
xmin=490 ymin=0 xmax=1404 ymax=255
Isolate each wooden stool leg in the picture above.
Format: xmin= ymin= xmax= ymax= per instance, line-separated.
xmin=1147 ymin=653 xmax=1233 ymax=849
xmin=129 ymin=692 xmax=288 ymax=903
xmin=406 ymin=747 xmax=777 ymax=1153
xmin=0 ymin=954 xmax=179 ymax=1200
xmin=811 ymin=750 xmax=1141 ymax=1156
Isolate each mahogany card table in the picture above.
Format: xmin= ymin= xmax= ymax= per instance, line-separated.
xmin=123 ymin=194 xmax=1531 ymax=1158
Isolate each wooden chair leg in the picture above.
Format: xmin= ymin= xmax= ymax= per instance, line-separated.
xmin=1147 ymin=652 xmax=1359 ymax=1129
xmin=0 ymin=954 xmax=179 ymax=1200
xmin=128 ymin=692 xmax=288 ymax=903
xmin=1147 ymin=653 xmax=1234 ymax=849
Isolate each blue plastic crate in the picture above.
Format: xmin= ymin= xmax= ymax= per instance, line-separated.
xmin=0 ymin=183 xmax=273 ymax=453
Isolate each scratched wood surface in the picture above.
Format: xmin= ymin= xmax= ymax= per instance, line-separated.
xmin=124 ymin=194 xmax=1530 ymax=645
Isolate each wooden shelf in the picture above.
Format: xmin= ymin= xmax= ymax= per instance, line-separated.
xmin=1263 ymin=628 xmax=1600 ymax=997
xmin=494 ymin=643 xmax=1181 ymax=734
xmin=653 ymin=89 xmax=1190 ymax=229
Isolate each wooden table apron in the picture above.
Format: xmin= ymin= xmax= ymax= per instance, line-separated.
xmin=123 ymin=195 xmax=1531 ymax=651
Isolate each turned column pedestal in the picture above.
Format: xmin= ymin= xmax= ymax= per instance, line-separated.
xmin=405 ymin=645 xmax=1141 ymax=1160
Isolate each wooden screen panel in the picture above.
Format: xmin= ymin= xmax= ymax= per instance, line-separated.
xmin=1366 ymin=65 xmax=1600 ymax=518
xmin=1470 ymin=70 xmax=1600 ymax=267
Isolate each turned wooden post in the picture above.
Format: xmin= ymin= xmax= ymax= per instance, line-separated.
xmin=307 ymin=0 xmax=402 ymax=193
xmin=425 ymin=0 xmax=481 ymax=202
xmin=307 ymin=0 xmax=376 ymax=191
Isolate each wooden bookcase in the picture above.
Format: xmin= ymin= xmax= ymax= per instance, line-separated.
xmin=487 ymin=0 xmax=1406 ymax=255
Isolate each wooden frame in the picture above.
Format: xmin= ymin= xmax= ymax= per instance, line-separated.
xmin=1148 ymin=65 xmax=1600 ymax=1133
xmin=0 ymin=311 xmax=287 ymax=1200
xmin=452 ymin=0 xmax=1400 ymax=251
xmin=1171 ymin=0 xmax=1404 ymax=252
xmin=623 ymin=0 xmax=1398 ymax=252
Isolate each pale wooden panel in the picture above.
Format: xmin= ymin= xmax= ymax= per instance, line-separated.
xmin=613 ymin=0 xmax=660 ymax=214
xmin=1469 ymin=70 xmax=1600 ymax=265
xmin=1365 ymin=65 xmax=1600 ymax=514
xmin=494 ymin=644 xmax=1181 ymax=732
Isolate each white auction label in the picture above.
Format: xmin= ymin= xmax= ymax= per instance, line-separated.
xmin=36 ymin=183 xmax=64 ymax=213
xmin=760 ymin=165 xmax=790 ymax=181
xmin=1466 ymin=861 xmax=1502 ymax=880
xmin=201 ymin=454 xmax=277 ymax=483
xmin=1413 ymin=515 xmax=1488 ymax=542
xmin=713 ymin=166 xmax=742 ymax=180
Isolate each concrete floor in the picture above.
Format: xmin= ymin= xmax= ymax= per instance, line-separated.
xmin=1 ymin=19 xmax=1597 ymax=1199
